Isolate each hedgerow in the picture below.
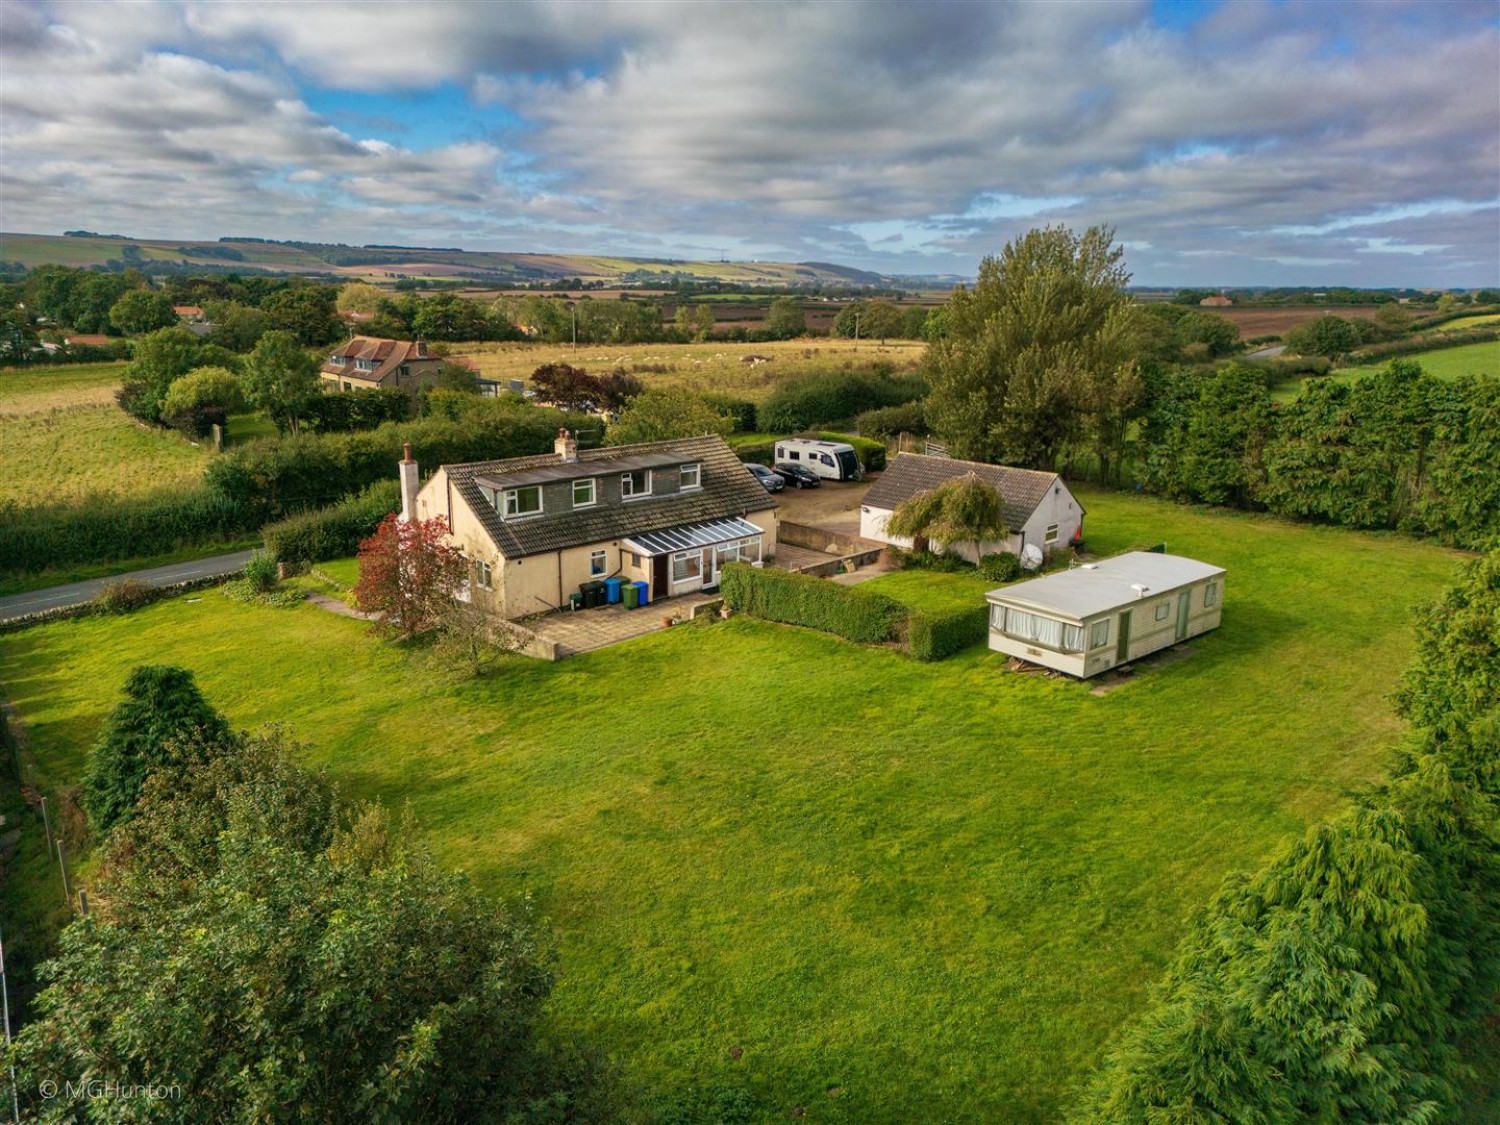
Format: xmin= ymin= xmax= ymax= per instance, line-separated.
xmin=720 ymin=563 xmax=904 ymax=645
xmin=261 ymin=480 xmax=400 ymax=563
xmin=908 ymin=605 xmax=989 ymax=661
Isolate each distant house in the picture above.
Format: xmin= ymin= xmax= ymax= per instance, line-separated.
xmin=986 ymin=551 xmax=1225 ymax=678
xmin=173 ymin=305 xmax=206 ymax=322
xmin=321 ymin=336 xmax=444 ymax=394
xmin=404 ymin=430 xmax=779 ymax=619
xmin=1199 ymin=295 xmax=1233 ymax=307
xmin=63 ymin=334 xmax=112 ymax=347
xmin=860 ymin=453 xmax=1084 ymax=560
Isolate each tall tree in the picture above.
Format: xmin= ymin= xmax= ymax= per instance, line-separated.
xmin=108 ymin=288 xmax=178 ymax=335
xmin=243 ymin=329 xmax=322 ymax=436
xmin=925 ymin=225 xmax=1138 ymax=469
xmin=766 ymin=296 xmax=806 ymax=339
xmin=604 ymin=388 xmax=733 ymax=445
xmin=262 ymin=284 xmax=343 ymax=346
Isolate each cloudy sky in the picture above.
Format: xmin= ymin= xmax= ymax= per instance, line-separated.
xmin=3 ymin=0 xmax=1497 ymax=285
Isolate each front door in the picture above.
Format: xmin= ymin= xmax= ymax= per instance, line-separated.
xmin=652 ymin=554 xmax=669 ymax=601
xmin=1116 ymin=611 xmax=1131 ymax=663
xmin=1175 ymin=591 xmax=1191 ymax=641
xmin=702 ymin=548 xmax=716 ymax=590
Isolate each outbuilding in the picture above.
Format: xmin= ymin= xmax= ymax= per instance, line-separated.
xmin=985 ymin=552 xmax=1225 ymax=678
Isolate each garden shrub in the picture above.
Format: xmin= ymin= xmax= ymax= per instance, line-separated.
xmin=854 ymin=401 xmax=927 ymax=439
xmin=732 ymin=440 xmax=776 ymax=466
xmin=977 ymin=552 xmax=1022 ymax=582
xmin=241 ymin=551 xmax=280 ymax=594
xmin=908 ymin=605 xmax=989 ymax=662
xmin=91 ymin=578 xmax=162 ymax=615
xmin=699 ymin=393 xmax=757 ymax=433
xmin=817 ymin=431 xmax=887 ymax=471
xmin=891 ymin=547 xmax=972 ymax=574
xmin=261 ymin=480 xmax=401 ymax=564
xmin=720 ymin=563 xmax=904 ymax=644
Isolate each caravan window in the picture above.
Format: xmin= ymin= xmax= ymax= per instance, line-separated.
xmin=788 ymin=450 xmax=800 ymax=460
xmin=993 ymin=605 xmax=1084 ymax=653
xmin=1204 ymin=582 xmax=1219 ymax=608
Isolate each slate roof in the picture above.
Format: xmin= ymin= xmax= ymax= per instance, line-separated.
xmin=443 ymin=433 xmax=776 ymax=559
xmin=321 ymin=336 xmax=440 ymax=385
xmin=862 ymin=453 xmax=1072 ymax=531
xmin=986 ymin=552 xmax=1225 ymax=620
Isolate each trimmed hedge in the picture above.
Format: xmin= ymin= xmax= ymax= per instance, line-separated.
xmin=817 ymin=431 xmax=886 ymax=471
xmin=908 ymin=605 xmax=989 ymax=661
xmin=854 ymin=401 xmax=927 ymax=439
xmin=700 ymin=393 xmax=757 ymax=433
xmin=720 ymin=563 xmax=904 ymax=644
xmin=0 ymin=488 xmax=252 ymax=575
xmin=261 ymin=480 xmax=401 ymax=563
xmin=759 ymin=368 xmax=925 ymax=433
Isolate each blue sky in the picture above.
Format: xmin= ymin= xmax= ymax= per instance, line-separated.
xmin=2 ymin=0 xmax=1497 ymax=285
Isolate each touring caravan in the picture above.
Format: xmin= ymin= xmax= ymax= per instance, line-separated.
xmin=773 ymin=438 xmax=863 ymax=482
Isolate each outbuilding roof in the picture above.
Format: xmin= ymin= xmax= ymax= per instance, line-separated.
xmin=444 ymin=433 xmax=775 ymax=560
xmin=986 ymin=552 xmax=1225 ymax=621
xmin=862 ymin=453 xmax=1073 ymax=531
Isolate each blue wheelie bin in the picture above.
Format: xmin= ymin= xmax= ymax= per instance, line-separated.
xmin=605 ymin=577 xmax=623 ymax=604
xmin=632 ymin=580 xmax=649 ymax=607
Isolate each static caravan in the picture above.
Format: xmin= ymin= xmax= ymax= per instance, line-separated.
xmin=773 ymin=439 xmax=863 ymax=482
xmin=985 ymin=552 xmax=1225 ymax=679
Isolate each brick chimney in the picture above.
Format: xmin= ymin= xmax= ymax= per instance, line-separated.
xmin=399 ymin=442 xmax=419 ymax=522
xmin=555 ymin=427 xmax=578 ymax=463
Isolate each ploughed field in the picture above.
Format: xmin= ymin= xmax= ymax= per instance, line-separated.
xmin=0 ymin=489 xmax=1463 ymax=1122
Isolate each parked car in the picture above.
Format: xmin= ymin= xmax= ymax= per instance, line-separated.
xmin=771 ymin=462 xmax=822 ymax=488
xmin=746 ymin=463 xmax=785 ymax=492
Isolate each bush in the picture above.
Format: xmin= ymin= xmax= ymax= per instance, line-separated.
xmin=759 ymin=367 xmax=925 ymax=433
xmin=720 ymin=563 xmax=904 ymax=644
xmin=261 ymin=480 xmax=401 ymax=564
xmin=731 ymin=440 xmax=776 ymax=466
xmin=891 ymin=547 xmax=973 ymax=573
xmin=908 ymin=605 xmax=989 ymax=661
xmin=91 ymin=578 xmax=162 ymax=615
xmin=977 ymin=552 xmax=1022 ymax=582
xmin=302 ymin=387 xmax=410 ymax=433
xmin=817 ymin=430 xmax=887 ymax=471
xmin=242 ymin=550 xmax=279 ymax=593
xmin=699 ymin=393 xmax=757 ymax=433
xmin=854 ymin=401 xmax=927 ymax=439
xmin=1260 ymin=354 xmax=1333 ymax=387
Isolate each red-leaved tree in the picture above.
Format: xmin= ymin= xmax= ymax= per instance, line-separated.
xmin=354 ymin=514 xmax=468 ymax=639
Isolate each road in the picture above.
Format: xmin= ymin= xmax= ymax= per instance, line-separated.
xmin=0 ymin=550 xmax=257 ymax=623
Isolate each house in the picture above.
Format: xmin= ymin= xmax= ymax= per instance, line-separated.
xmin=986 ymin=551 xmax=1225 ymax=679
xmin=321 ymin=336 xmax=444 ymax=394
xmin=404 ymin=430 xmax=779 ymax=619
xmin=1199 ymin=295 xmax=1233 ymax=307
xmin=173 ymin=305 xmax=206 ymax=322
xmin=860 ymin=453 xmax=1084 ymax=561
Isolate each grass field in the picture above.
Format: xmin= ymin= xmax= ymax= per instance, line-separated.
xmin=0 ymin=361 xmax=128 ymax=412
xmin=1272 ymin=339 xmax=1500 ymax=401
xmin=1437 ymin=313 xmax=1500 ymax=332
xmin=451 ymin=338 xmax=926 ymax=402
xmin=0 ymin=489 xmax=1464 ymax=1122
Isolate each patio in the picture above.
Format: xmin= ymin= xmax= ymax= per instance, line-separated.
xmin=526 ymin=590 xmax=720 ymax=657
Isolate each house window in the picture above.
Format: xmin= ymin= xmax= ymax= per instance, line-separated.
xmin=1089 ymin=620 xmax=1110 ymax=649
xmin=629 ymin=552 xmax=642 ymax=568
xmin=671 ymin=550 xmax=702 ymax=583
xmin=680 ymin=463 xmax=701 ymax=490
xmin=342 ymin=381 xmax=351 ymax=391
xmin=328 ymin=354 xmax=345 ymax=366
xmin=1154 ymin=602 xmax=1170 ymax=622
xmin=573 ymin=478 xmax=596 ymax=508
xmin=357 ymin=358 xmax=375 ymax=371
xmin=621 ymin=469 xmax=651 ymax=499
xmin=590 ymin=549 xmax=607 ymax=577
xmin=1204 ymin=582 xmax=1219 ymax=608
xmin=502 ymin=486 xmax=542 ymax=518
xmin=1045 ymin=524 xmax=1060 ymax=545
xmin=474 ymin=559 xmax=493 ymax=590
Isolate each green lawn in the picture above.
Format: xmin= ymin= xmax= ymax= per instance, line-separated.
xmin=0 ymin=491 xmax=1466 ymax=1122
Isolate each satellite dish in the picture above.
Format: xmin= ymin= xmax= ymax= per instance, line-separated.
xmin=1021 ymin=544 xmax=1044 ymax=571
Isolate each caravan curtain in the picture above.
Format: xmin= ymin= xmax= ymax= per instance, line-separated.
xmin=994 ymin=606 xmax=1083 ymax=653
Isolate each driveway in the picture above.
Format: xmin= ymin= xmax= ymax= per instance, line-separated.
xmin=0 ymin=550 xmax=257 ymax=623
xmin=772 ymin=476 xmax=873 ymax=536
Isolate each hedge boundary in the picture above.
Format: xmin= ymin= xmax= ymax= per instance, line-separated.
xmin=0 ymin=573 xmax=233 ymax=636
xmin=721 ymin=563 xmax=989 ymax=660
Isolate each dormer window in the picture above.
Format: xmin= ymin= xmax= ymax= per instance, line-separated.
xmin=328 ymin=353 xmax=345 ymax=366
xmin=357 ymin=358 xmax=375 ymax=371
xmin=572 ymin=478 xmax=596 ymax=508
xmin=679 ymin=463 xmax=701 ymax=490
xmin=502 ymin=485 xmax=542 ymax=518
xmin=621 ymin=469 xmax=651 ymax=500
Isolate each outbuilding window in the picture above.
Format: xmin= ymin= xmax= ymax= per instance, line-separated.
xmin=1045 ymin=524 xmax=1060 ymax=545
